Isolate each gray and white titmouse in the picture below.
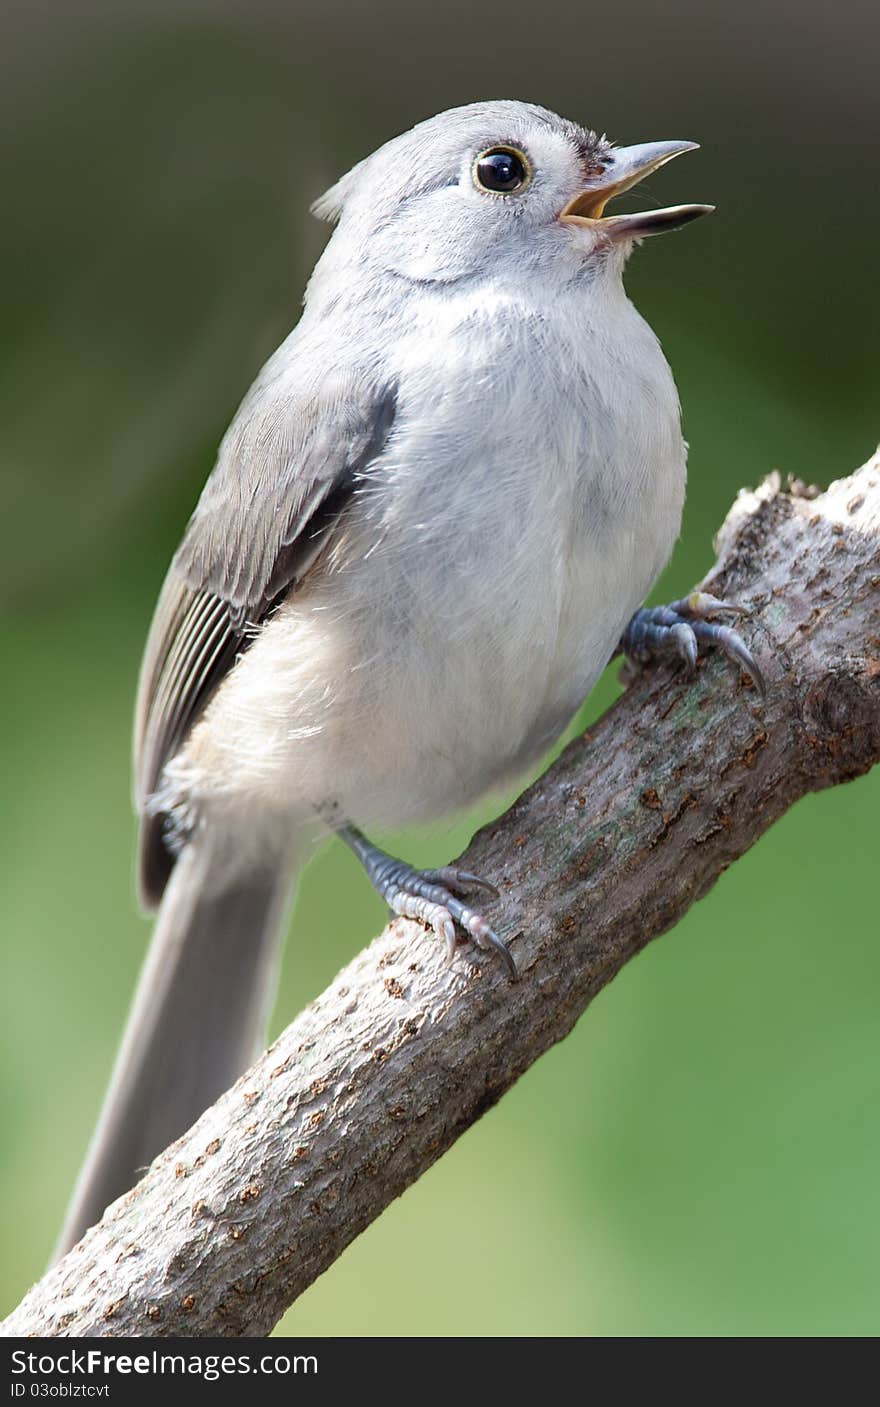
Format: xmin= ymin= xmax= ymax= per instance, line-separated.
xmin=55 ymin=100 xmax=759 ymax=1258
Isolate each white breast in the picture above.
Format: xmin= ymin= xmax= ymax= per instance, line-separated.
xmin=336 ymin=276 xmax=685 ymax=812
xmin=179 ymin=272 xmax=686 ymax=839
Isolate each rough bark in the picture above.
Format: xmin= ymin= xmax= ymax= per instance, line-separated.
xmin=5 ymin=455 xmax=880 ymax=1339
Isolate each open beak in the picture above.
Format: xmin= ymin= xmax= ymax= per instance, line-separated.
xmin=560 ymin=140 xmax=713 ymax=240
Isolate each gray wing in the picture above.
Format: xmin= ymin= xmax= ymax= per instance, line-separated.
xmin=135 ymin=370 xmax=397 ymax=907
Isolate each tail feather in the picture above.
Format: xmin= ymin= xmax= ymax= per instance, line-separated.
xmin=53 ymin=843 xmax=295 ymax=1261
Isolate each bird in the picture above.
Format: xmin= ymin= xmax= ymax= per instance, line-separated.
xmin=54 ymin=98 xmax=761 ymax=1259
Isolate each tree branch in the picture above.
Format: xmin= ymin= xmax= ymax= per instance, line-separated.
xmin=5 ymin=455 xmax=880 ymax=1338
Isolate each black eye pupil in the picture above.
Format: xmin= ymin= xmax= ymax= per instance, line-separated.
xmin=476 ymin=148 xmax=527 ymax=193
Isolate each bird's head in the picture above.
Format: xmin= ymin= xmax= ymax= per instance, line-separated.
xmin=311 ymin=99 xmax=712 ymax=289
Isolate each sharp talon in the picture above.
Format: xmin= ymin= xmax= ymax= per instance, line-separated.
xmin=671 ymin=622 xmax=698 ymax=670
xmin=727 ymin=641 xmax=763 ymax=694
xmin=690 ymin=620 xmax=766 ymax=696
xmin=707 ymin=598 xmax=748 ymax=618
xmin=458 ymin=872 xmax=501 ymax=900
xmin=731 ymin=644 xmax=766 ymax=697
xmin=420 ymin=867 xmax=500 ymax=900
xmin=486 ymin=931 xmax=518 ymax=981
xmin=674 ymin=591 xmax=747 ymax=620
xmin=441 ymin=916 xmax=457 ymax=961
xmin=466 ymin=917 xmax=517 ymax=978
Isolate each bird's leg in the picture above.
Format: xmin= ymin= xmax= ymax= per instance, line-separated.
xmin=337 ymin=825 xmax=516 ymax=979
xmin=620 ymin=591 xmax=765 ymax=693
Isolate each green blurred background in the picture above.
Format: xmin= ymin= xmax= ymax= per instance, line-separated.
xmin=2 ymin=0 xmax=879 ymax=1337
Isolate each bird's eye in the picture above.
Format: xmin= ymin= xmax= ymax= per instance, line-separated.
xmin=473 ymin=146 xmax=530 ymax=195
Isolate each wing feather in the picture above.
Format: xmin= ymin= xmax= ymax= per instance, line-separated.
xmin=134 ymin=372 xmax=397 ymax=906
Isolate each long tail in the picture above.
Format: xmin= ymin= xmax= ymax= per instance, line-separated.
xmin=53 ymin=842 xmax=297 ymax=1261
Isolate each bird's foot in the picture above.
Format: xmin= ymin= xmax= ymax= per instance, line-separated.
xmin=338 ymin=827 xmax=516 ymax=979
xmin=620 ymin=591 xmax=764 ymax=694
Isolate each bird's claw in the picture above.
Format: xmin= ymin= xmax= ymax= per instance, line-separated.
xmin=386 ymin=871 xmax=516 ymax=979
xmin=621 ymin=592 xmax=765 ymax=695
xmin=338 ymin=826 xmax=517 ymax=980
